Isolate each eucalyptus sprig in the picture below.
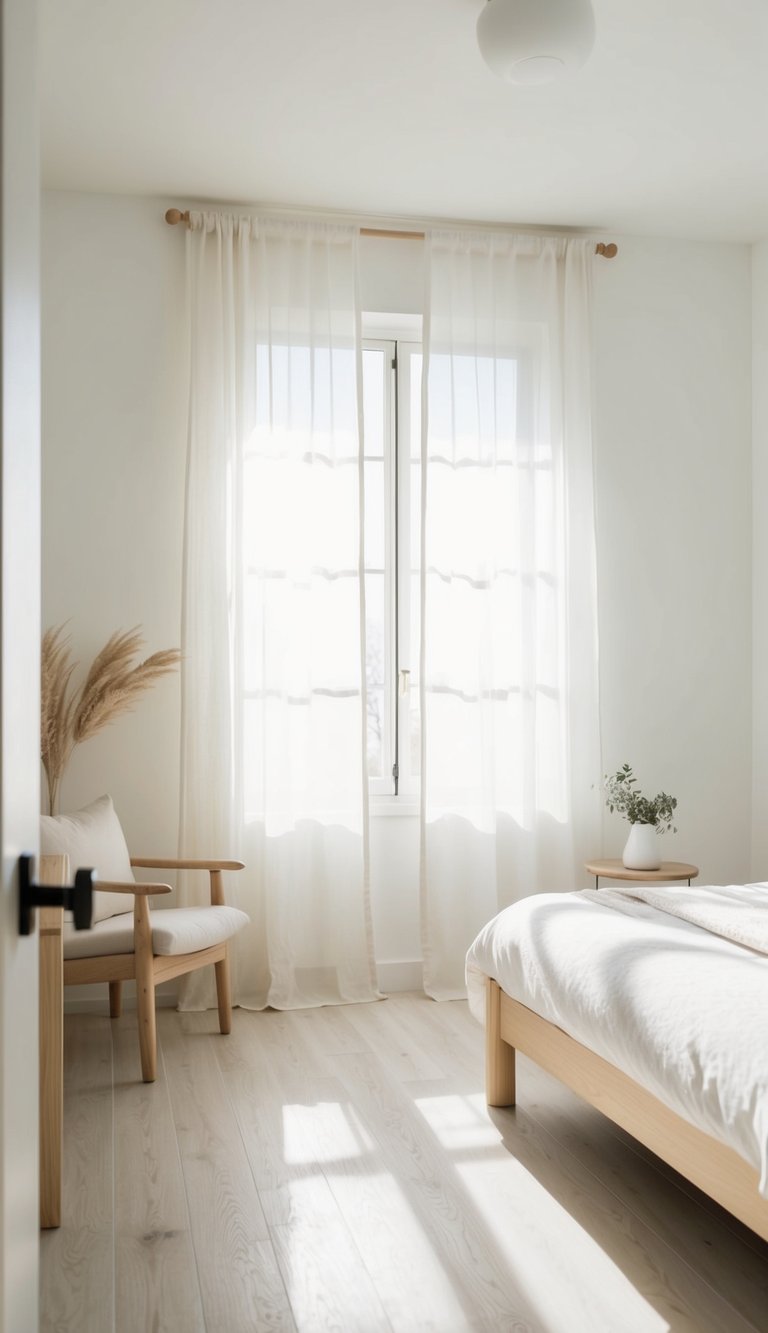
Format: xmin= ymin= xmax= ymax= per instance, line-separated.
xmin=604 ymin=763 xmax=678 ymax=833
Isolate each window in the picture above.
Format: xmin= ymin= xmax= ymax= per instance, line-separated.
xmin=241 ymin=320 xmax=534 ymax=810
xmin=362 ymin=330 xmax=422 ymax=800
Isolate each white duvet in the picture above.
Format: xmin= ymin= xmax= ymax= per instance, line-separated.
xmin=465 ymin=886 xmax=768 ymax=1195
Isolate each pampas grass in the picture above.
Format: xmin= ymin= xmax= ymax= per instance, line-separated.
xmin=41 ymin=625 xmax=180 ymax=815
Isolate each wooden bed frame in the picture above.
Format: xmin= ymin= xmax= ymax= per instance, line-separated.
xmin=485 ymin=977 xmax=768 ymax=1245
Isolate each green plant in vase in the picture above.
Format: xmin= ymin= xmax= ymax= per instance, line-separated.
xmin=604 ymin=763 xmax=677 ymax=869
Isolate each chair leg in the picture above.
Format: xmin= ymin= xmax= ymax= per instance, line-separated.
xmin=109 ymin=981 xmax=122 ymax=1018
xmin=215 ymin=947 xmax=233 ymax=1035
xmin=134 ymin=898 xmax=157 ymax=1082
xmin=135 ymin=963 xmax=157 ymax=1082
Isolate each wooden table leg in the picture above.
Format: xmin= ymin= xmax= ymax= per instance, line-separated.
xmin=39 ymin=855 xmax=67 ymax=1229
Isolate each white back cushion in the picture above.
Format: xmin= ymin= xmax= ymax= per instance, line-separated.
xmin=41 ymin=794 xmax=135 ymax=922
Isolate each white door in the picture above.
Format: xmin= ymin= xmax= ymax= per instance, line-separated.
xmin=0 ymin=0 xmax=41 ymax=1329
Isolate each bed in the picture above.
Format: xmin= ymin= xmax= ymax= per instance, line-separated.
xmin=465 ymin=883 xmax=768 ymax=1244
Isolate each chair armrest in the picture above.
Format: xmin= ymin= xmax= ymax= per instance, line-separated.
xmin=129 ymin=858 xmax=243 ymax=906
xmin=130 ymin=858 xmax=244 ymax=872
xmin=96 ymin=881 xmax=173 ymax=896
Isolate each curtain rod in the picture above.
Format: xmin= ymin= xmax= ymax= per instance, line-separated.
xmin=164 ymin=209 xmax=618 ymax=258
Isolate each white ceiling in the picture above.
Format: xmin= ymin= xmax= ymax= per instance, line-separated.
xmin=41 ymin=0 xmax=768 ymax=242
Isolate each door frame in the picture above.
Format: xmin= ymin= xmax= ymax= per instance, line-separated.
xmin=0 ymin=0 xmax=42 ymax=1328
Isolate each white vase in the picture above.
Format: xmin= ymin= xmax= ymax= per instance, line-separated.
xmin=622 ymin=823 xmax=661 ymax=871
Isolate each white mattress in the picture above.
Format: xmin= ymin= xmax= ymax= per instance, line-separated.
xmin=465 ymin=889 xmax=768 ymax=1195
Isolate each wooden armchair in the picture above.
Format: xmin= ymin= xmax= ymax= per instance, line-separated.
xmin=41 ymin=795 xmax=248 ymax=1081
xmin=63 ymin=855 xmax=247 ymax=1082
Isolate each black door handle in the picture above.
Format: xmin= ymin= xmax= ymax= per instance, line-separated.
xmin=18 ymin=854 xmax=94 ymax=935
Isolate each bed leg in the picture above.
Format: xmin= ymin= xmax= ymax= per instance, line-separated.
xmin=486 ymin=977 xmax=516 ymax=1107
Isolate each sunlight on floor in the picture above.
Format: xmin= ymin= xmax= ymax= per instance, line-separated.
xmin=279 ymin=1090 xmax=673 ymax=1333
xmin=412 ymin=1089 xmax=501 ymax=1150
xmin=282 ymin=1170 xmax=488 ymax=1329
xmin=413 ymin=1091 xmax=671 ymax=1333
xmin=281 ymin=1098 xmax=375 ymax=1165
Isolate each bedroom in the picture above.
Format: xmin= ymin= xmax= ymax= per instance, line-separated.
xmin=1 ymin=0 xmax=767 ymax=1330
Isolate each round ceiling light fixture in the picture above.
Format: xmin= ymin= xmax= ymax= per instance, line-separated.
xmin=477 ymin=0 xmax=595 ymax=85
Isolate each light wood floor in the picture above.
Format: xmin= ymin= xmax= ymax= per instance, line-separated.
xmin=41 ymin=994 xmax=768 ymax=1333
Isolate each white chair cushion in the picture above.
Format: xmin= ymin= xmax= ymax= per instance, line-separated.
xmin=63 ymin=905 xmax=249 ymax=960
xmin=41 ymin=794 xmax=136 ymax=923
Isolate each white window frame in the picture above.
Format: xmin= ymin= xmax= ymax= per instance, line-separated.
xmin=362 ymin=336 xmax=398 ymax=798
xmin=362 ymin=315 xmax=422 ymax=810
xmin=393 ymin=340 xmax=422 ymax=804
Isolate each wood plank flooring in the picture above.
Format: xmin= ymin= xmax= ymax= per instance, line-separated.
xmin=41 ymin=994 xmax=768 ymax=1333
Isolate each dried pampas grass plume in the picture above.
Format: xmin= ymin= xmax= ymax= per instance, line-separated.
xmin=41 ymin=626 xmax=78 ymax=817
xmin=41 ymin=625 xmax=181 ymax=815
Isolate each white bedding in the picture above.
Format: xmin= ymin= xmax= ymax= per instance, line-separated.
xmin=584 ymin=881 xmax=768 ymax=954
xmin=465 ymin=888 xmax=768 ymax=1195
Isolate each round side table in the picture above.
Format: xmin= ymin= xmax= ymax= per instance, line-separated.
xmin=584 ymin=859 xmax=699 ymax=890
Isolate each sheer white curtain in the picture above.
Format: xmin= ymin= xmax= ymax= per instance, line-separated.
xmin=179 ymin=211 xmax=379 ymax=1010
xmin=420 ymin=232 xmax=601 ymax=999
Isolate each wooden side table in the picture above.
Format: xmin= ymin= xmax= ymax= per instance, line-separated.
xmin=584 ymin=859 xmax=699 ymax=891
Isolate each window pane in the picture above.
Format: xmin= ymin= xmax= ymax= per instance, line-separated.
xmin=403 ymin=351 xmax=423 ymax=786
xmin=364 ymin=459 xmax=385 ymax=571
xmin=243 ymin=454 xmax=359 ymax=575
xmin=409 ymin=459 xmax=421 ymax=564
xmin=362 ymin=347 xmax=385 ymax=458
xmin=365 ymin=571 xmax=385 ymax=777
xmin=249 ymin=343 xmax=359 ymax=461
xmin=408 ymin=695 xmax=421 ymax=779
xmin=361 ymin=343 xmax=392 ymax=782
xmin=409 ymin=354 xmax=422 ymax=463
xmin=424 ymin=352 xmax=517 ymax=464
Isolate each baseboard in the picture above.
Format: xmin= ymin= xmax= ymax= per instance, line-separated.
xmin=376 ymin=959 xmax=423 ymax=993
xmin=63 ymin=960 xmax=425 ymax=1013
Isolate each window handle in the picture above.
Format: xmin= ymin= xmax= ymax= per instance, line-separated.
xmin=398 ymin=668 xmax=410 ymax=697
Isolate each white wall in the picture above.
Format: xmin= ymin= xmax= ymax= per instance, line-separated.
xmin=42 ymin=195 xmax=754 ymax=1003
xmin=592 ymin=238 xmax=752 ymax=884
xmin=42 ymin=194 xmax=187 ymax=858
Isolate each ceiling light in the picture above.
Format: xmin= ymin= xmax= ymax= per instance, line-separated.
xmin=477 ymin=0 xmax=596 ymax=85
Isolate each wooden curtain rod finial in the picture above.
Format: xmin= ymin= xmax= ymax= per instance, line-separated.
xmin=165 ymin=208 xmax=190 ymax=227
xmin=595 ymin=242 xmax=618 ymax=258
